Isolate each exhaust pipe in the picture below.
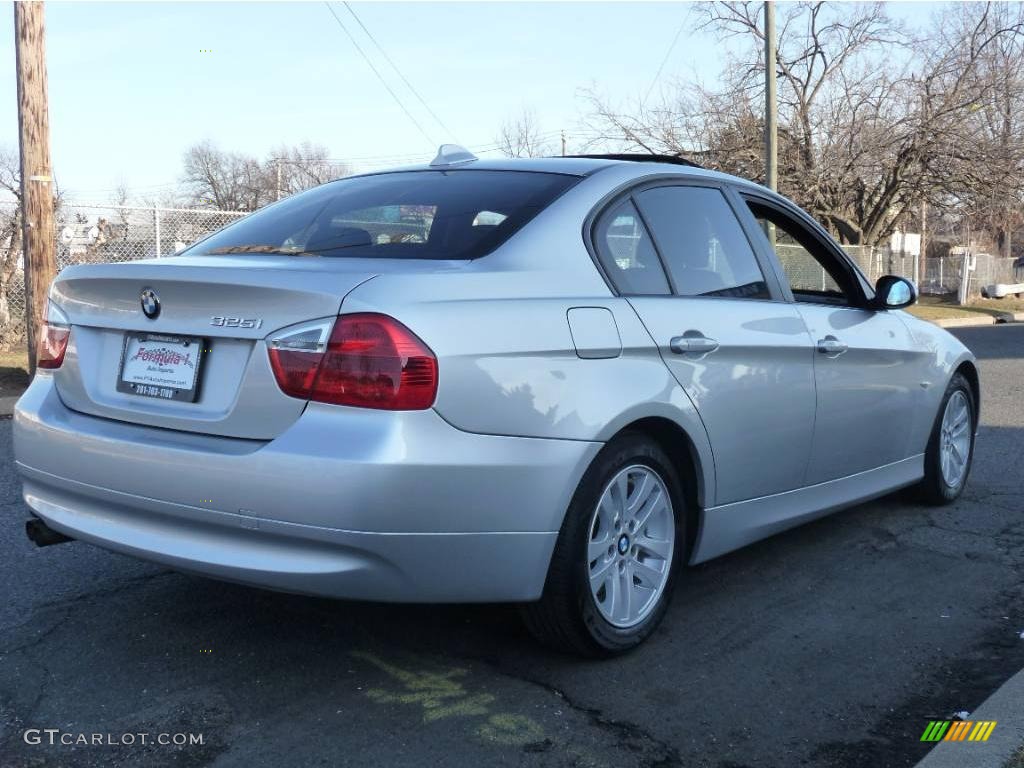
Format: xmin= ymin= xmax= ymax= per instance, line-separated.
xmin=25 ymin=517 xmax=73 ymax=547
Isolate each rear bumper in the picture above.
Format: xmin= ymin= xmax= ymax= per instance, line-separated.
xmin=14 ymin=375 xmax=601 ymax=602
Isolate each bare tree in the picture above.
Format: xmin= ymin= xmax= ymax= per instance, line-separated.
xmin=0 ymin=149 xmax=25 ymax=329
xmin=497 ymin=110 xmax=555 ymax=158
xmin=0 ymin=145 xmax=62 ymax=331
xmin=953 ymin=3 xmax=1024 ymax=257
xmin=582 ymin=2 xmax=1024 ymax=247
xmin=182 ymin=141 xmax=350 ymax=211
xmin=269 ymin=142 xmax=350 ymax=198
xmin=181 ymin=141 xmax=268 ymax=211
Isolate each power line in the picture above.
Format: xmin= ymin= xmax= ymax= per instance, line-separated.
xmin=342 ymin=1 xmax=457 ymax=142
xmin=323 ymin=2 xmax=436 ymax=148
xmin=643 ymin=10 xmax=691 ymax=107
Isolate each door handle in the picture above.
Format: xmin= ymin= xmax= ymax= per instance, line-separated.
xmin=816 ymin=335 xmax=848 ymax=356
xmin=670 ymin=333 xmax=720 ymax=355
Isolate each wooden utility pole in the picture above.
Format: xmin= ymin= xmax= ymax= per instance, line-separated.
xmin=560 ymin=130 xmax=566 ymax=157
xmin=764 ymin=1 xmax=778 ymax=192
xmin=14 ymin=1 xmax=56 ymax=376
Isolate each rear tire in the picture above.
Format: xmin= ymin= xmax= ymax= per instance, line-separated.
xmin=916 ymin=373 xmax=976 ymax=505
xmin=522 ymin=432 xmax=685 ymax=657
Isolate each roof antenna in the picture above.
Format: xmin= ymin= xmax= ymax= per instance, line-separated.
xmin=430 ymin=144 xmax=478 ymax=167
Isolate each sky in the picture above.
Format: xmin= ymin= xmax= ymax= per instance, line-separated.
xmin=0 ymin=0 xmax=940 ymax=203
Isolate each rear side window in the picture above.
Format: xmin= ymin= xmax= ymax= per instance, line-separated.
xmin=187 ymin=170 xmax=579 ymax=260
xmin=592 ymin=199 xmax=671 ymax=295
xmin=634 ymin=186 xmax=769 ymax=299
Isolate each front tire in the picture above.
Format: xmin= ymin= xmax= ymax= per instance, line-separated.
xmin=917 ymin=373 xmax=976 ymax=505
xmin=522 ymin=432 xmax=685 ymax=656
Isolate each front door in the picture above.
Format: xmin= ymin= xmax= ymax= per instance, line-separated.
xmin=741 ymin=196 xmax=927 ymax=484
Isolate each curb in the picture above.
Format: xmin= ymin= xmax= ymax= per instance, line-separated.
xmin=915 ymin=667 xmax=1024 ymax=768
xmin=930 ymin=316 xmax=998 ymax=328
xmin=0 ymin=395 xmax=19 ymax=417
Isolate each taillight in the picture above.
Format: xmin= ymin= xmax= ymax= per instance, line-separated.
xmin=37 ymin=302 xmax=71 ymax=369
xmin=267 ymin=320 xmax=331 ymax=399
xmin=268 ymin=314 xmax=438 ymax=410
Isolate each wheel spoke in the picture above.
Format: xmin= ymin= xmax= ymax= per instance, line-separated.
xmin=631 ymin=559 xmax=664 ymax=588
xmin=596 ymin=495 xmax=616 ymax=531
xmin=633 ymin=488 xmax=665 ymax=532
xmin=590 ymin=554 xmax=616 ymax=586
xmin=636 ymin=534 xmax=672 ymax=561
xmin=619 ymin=568 xmax=632 ymax=623
xmin=606 ymin=570 xmax=620 ymax=617
xmin=613 ymin=473 xmax=629 ymax=512
xmin=626 ymin=473 xmax=653 ymax=514
xmin=948 ymin=453 xmax=962 ymax=480
xmin=588 ymin=535 xmax=611 ymax=564
xmin=952 ymin=405 xmax=968 ymax=429
xmin=950 ymin=442 xmax=964 ymax=464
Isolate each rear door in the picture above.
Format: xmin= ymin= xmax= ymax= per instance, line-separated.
xmin=739 ymin=194 xmax=927 ymax=484
xmin=592 ymin=181 xmax=817 ymax=506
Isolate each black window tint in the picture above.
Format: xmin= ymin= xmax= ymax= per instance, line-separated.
xmin=188 ymin=170 xmax=578 ymax=260
xmin=592 ymin=199 xmax=671 ymax=295
xmin=634 ymin=186 xmax=769 ymax=299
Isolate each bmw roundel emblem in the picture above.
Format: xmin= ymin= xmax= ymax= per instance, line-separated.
xmin=140 ymin=288 xmax=160 ymax=319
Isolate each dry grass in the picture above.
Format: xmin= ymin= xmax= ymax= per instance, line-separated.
xmin=0 ymin=348 xmax=30 ymax=399
xmin=975 ymin=295 xmax=1024 ymax=312
xmin=906 ymin=295 xmax=1024 ymax=322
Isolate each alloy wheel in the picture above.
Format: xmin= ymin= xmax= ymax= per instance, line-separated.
xmin=586 ymin=464 xmax=675 ymax=628
xmin=939 ymin=390 xmax=972 ymax=489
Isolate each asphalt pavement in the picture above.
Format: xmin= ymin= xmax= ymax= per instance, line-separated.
xmin=1 ymin=325 xmax=1022 ymax=768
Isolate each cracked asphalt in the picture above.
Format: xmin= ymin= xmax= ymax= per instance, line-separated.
xmin=1 ymin=325 xmax=1023 ymax=768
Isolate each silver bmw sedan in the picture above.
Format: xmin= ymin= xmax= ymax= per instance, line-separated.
xmin=13 ymin=148 xmax=978 ymax=656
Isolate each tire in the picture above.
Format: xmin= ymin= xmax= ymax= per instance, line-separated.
xmin=522 ymin=432 xmax=686 ymax=657
xmin=916 ymin=373 xmax=976 ymax=505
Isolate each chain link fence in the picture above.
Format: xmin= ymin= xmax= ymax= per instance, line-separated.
xmin=2 ymin=200 xmax=1023 ymax=343
xmin=0 ymin=201 xmax=247 ymax=342
xmin=838 ymin=246 xmax=1019 ymax=300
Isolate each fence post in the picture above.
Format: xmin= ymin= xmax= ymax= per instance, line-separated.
xmin=153 ymin=206 xmax=161 ymax=258
xmin=958 ymin=252 xmax=971 ymax=305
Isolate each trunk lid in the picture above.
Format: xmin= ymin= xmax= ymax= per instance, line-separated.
xmin=50 ymin=255 xmax=382 ymax=439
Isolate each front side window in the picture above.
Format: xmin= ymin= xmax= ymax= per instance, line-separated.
xmin=634 ymin=186 xmax=769 ymax=299
xmin=746 ymin=200 xmax=859 ymax=306
xmin=592 ymin=199 xmax=671 ymax=295
xmin=187 ymin=170 xmax=579 ymax=260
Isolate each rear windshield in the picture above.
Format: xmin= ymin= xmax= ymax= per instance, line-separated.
xmin=186 ymin=170 xmax=579 ymax=260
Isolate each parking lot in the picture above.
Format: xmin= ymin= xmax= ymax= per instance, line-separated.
xmin=0 ymin=324 xmax=1021 ymax=768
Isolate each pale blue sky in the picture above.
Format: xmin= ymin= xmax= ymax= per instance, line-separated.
xmin=0 ymin=1 xmax=938 ymax=202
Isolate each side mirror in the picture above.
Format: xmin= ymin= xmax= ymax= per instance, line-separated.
xmin=873 ymin=275 xmax=917 ymax=310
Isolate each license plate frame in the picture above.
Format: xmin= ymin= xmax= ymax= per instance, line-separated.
xmin=117 ymin=332 xmax=205 ymax=402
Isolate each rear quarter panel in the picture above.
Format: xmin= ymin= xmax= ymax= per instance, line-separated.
xmin=339 ymin=169 xmax=719 ymax=507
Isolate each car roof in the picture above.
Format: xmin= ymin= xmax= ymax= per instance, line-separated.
xmin=351 ymin=155 xmax=758 ymax=188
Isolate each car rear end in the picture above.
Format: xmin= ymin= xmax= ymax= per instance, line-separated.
xmin=13 ymin=165 xmax=604 ymax=603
